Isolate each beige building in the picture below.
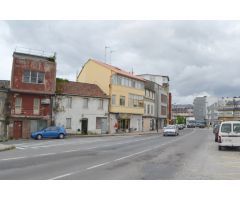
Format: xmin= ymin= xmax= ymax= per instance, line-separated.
xmin=77 ymin=59 xmax=145 ymax=134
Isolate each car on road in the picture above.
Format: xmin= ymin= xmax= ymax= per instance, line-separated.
xmin=163 ymin=125 xmax=179 ymax=136
xmin=187 ymin=123 xmax=195 ymax=128
xmin=213 ymin=124 xmax=220 ymax=142
xmin=218 ymin=121 xmax=240 ymax=150
xmin=31 ymin=126 xmax=67 ymax=140
xmin=177 ymin=124 xmax=184 ymax=130
xmin=196 ymin=123 xmax=205 ymax=128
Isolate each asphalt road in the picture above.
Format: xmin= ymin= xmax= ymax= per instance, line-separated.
xmin=1 ymin=128 xmax=240 ymax=180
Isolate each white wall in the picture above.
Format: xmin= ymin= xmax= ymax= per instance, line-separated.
xmin=54 ymin=95 xmax=109 ymax=134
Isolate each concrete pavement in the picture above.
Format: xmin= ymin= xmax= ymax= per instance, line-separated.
xmin=1 ymin=128 xmax=239 ymax=179
xmin=0 ymin=128 xmax=193 ymax=179
xmin=0 ymin=143 xmax=15 ymax=152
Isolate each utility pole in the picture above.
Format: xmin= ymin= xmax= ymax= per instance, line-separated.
xmin=105 ymin=46 xmax=110 ymax=63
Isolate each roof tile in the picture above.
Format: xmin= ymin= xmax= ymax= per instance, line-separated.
xmin=57 ymin=81 xmax=109 ymax=98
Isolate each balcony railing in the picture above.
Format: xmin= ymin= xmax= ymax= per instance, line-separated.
xmin=11 ymin=107 xmax=48 ymax=116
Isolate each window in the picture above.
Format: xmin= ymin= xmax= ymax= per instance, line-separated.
xmin=151 ymin=105 xmax=154 ymax=114
xmin=146 ymin=90 xmax=150 ymax=97
xmin=66 ymin=97 xmax=72 ymax=109
xmin=117 ymin=76 xmax=122 ymax=85
xmin=31 ymin=71 xmax=37 ymax=83
xmin=23 ymin=70 xmax=45 ymax=84
xmin=147 ymin=104 xmax=150 ymax=114
xmin=23 ymin=70 xmax=30 ymax=83
xmin=33 ymin=98 xmax=40 ymax=115
xmin=38 ymin=72 xmax=44 ymax=83
xmin=128 ymin=94 xmax=144 ymax=108
xmin=98 ymin=99 xmax=103 ymax=109
xmin=131 ymin=80 xmax=136 ymax=88
xmin=15 ymin=97 xmax=22 ymax=114
xmin=233 ymin=124 xmax=240 ymax=133
xmin=120 ymin=96 xmax=125 ymax=106
xmin=83 ymin=98 xmax=88 ymax=108
xmin=112 ymin=75 xmax=118 ymax=85
xmin=161 ymin=106 xmax=167 ymax=115
xmin=161 ymin=94 xmax=168 ymax=103
xmin=96 ymin=117 xmax=101 ymax=129
xmin=112 ymin=95 xmax=116 ymax=105
xmin=221 ymin=124 xmax=231 ymax=133
xmin=66 ymin=118 xmax=71 ymax=129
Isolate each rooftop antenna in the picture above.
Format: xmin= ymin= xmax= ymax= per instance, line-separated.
xmin=105 ymin=46 xmax=110 ymax=63
xmin=110 ymin=50 xmax=116 ymax=64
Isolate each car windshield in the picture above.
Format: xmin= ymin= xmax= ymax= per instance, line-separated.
xmin=221 ymin=124 xmax=231 ymax=133
xmin=165 ymin=126 xmax=175 ymax=129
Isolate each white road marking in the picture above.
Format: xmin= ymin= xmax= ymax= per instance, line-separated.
xmin=0 ymin=156 xmax=26 ymax=161
xmin=50 ymin=129 xmax=196 ymax=179
xmin=86 ymin=162 xmax=111 ymax=170
xmin=64 ymin=149 xmax=79 ymax=153
xmin=0 ymin=135 xmax=160 ymax=162
xmin=51 ymin=173 xmax=73 ymax=180
xmin=37 ymin=153 xmax=57 ymax=157
xmin=14 ymin=136 xmax=154 ymax=150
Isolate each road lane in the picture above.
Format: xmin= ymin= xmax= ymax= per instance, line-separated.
xmin=0 ymin=129 xmax=195 ymax=179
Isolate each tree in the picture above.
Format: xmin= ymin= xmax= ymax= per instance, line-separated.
xmin=176 ymin=116 xmax=186 ymax=124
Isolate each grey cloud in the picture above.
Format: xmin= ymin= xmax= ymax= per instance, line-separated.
xmin=1 ymin=20 xmax=240 ymax=104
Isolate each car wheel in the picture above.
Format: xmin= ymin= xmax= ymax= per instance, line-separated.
xmin=36 ymin=134 xmax=42 ymax=140
xmin=218 ymin=146 xmax=222 ymax=151
xmin=59 ymin=133 xmax=64 ymax=139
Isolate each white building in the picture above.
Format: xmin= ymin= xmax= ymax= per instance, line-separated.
xmin=53 ymin=81 xmax=109 ymax=134
xmin=0 ymin=80 xmax=10 ymax=137
xmin=143 ymin=80 xmax=156 ymax=131
xmin=138 ymin=74 xmax=170 ymax=129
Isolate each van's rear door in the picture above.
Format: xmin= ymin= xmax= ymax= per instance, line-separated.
xmin=227 ymin=123 xmax=240 ymax=146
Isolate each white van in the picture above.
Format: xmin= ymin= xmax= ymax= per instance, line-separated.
xmin=218 ymin=121 xmax=240 ymax=150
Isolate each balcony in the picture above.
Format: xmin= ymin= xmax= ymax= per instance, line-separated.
xmin=11 ymin=107 xmax=50 ymax=118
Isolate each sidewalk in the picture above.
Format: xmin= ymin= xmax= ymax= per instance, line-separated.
xmin=0 ymin=143 xmax=15 ymax=152
xmin=68 ymin=129 xmax=163 ymax=138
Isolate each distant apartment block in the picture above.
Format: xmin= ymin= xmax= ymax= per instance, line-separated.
xmin=193 ymin=96 xmax=207 ymax=122
xmin=172 ymin=104 xmax=194 ymax=121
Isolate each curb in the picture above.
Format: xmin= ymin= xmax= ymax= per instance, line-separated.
xmin=0 ymin=144 xmax=15 ymax=152
xmin=67 ymin=131 xmax=162 ymax=138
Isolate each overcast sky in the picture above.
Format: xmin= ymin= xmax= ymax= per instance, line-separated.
xmin=1 ymin=20 xmax=240 ymax=104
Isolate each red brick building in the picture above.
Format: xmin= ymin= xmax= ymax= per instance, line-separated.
xmin=8 ymin=51 xmax=56 ymax=139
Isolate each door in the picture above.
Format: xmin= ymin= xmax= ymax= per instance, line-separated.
xmin=44 ymin=126 xmax=58 ymax=138
xmin=81 ymin=119 xmax=88 ymax=134
xmin=137 ymin=119 xmax=141 ymax=131
xmin=13 ymin=121 xmax=22 ymax=139
xmin=101 ymin=118 xmax=108 ymax=134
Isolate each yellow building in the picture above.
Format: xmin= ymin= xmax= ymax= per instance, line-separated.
xmin=77 ymin=59 xmax=145 ymax=133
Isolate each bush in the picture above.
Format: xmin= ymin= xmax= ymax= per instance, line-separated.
xmin=0 ymin=135 xmax=8 ymax=142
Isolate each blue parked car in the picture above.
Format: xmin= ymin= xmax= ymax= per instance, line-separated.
xmin=31 ymin=126 xmax=67 ymax=140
